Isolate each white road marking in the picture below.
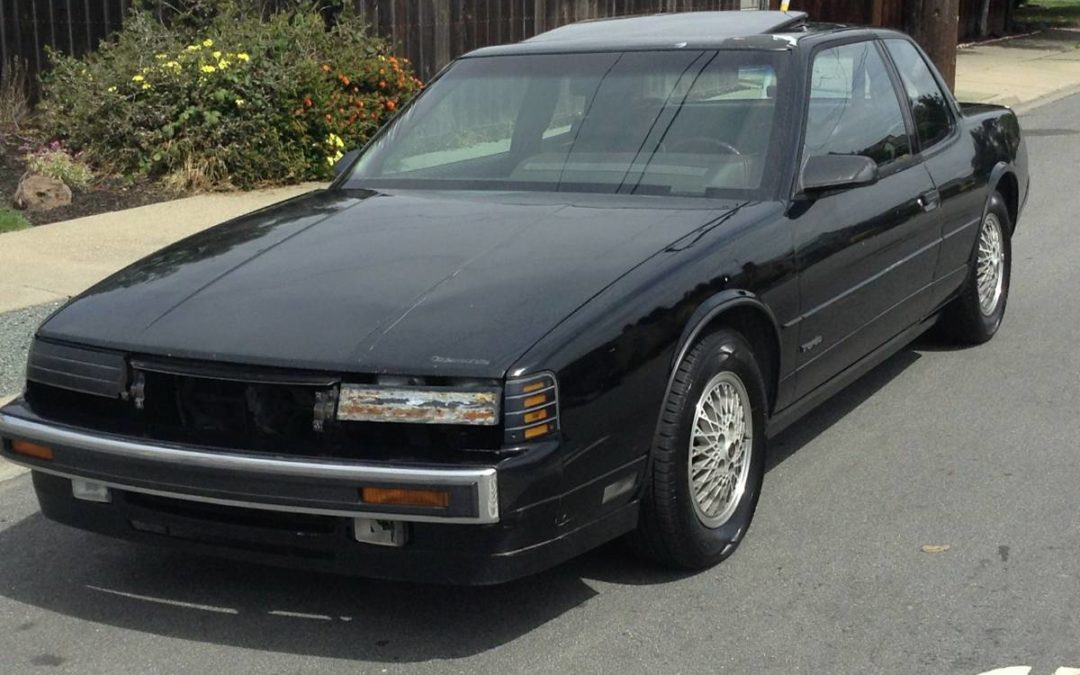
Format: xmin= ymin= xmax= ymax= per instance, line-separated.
xmin=267 ymin=610 xmax=334 ymax=621
xmin=85 ymin=585 xmax=239 ymax=615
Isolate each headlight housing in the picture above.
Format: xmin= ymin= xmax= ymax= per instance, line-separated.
xmin=503 ymin=373 xmax=559 ymax=444
xmin=337 ymin=383 xmax=501 ymax=426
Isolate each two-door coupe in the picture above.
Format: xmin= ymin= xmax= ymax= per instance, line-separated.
xmin=0 ymin=11 xmax=1027 ymax=584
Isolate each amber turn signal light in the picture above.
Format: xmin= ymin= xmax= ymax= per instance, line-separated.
xmin=361 ymin=487 xmax=450 ymax=509
xmin=524 ymin=423 xmax=554 ymax=440
xmin=11 ymin=439 xmax=54 ymax=461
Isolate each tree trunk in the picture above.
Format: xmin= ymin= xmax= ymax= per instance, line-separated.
xmin=906 ymin=0 xmax=960 ymax=91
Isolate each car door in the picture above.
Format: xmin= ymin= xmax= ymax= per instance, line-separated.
xmin=791 ymin=39 xmax=941 ymax=399
xmin=882 ymin=37 xmax=986 ymax=310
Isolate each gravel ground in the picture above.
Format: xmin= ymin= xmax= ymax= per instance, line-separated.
xmin=0 ymin=301 xmax=62 ymax=396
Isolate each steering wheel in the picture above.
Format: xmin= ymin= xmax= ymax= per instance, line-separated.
xmin=663 ymin=137 xmax=742 ymax=155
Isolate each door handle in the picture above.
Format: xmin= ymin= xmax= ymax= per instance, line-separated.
xmin=917 ymin=189 xmax=941 ymax=212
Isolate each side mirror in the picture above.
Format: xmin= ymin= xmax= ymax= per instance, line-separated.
xmin=333 ymin=149 xmax=361 ymax=177
xmin=799 ymin=155 xmax=879 ymax=196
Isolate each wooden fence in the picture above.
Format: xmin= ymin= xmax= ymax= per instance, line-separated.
xmin=0 ymin=0 xmax=766 ymax=89
xmin=769 ymin=0 xmax=1012 ymax=41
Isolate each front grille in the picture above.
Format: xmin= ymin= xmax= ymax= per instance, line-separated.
xmin=25 ymin=354 xmax=505 ymax=461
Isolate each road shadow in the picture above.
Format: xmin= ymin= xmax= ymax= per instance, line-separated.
xmin=0 ymin=511 xmax=606 ymax=663
xmin=766 ymin=345 xmax=923 ymax=471
xmin=0 ymin=342 xmax=934 ymax=663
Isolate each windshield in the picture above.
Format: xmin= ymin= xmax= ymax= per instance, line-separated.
xmin=345 ymin=50 xmax=789 ymax=199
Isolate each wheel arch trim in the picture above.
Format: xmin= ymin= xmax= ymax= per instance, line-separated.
xmin=666 ymin=290 xmax=783 ymax=414
xmin=987 ymin=162 xmax=1019 ymax=233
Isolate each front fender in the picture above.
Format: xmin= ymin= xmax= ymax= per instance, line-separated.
xmin=667 ymin=290 xmax=783 ymax=402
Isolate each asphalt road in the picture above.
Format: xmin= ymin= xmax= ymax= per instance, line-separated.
xmin=1 ymin=93 xmax=1079 ymax=675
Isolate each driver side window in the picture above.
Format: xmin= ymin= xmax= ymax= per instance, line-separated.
xmin=804 ymin=41 xmax=912 ymax=168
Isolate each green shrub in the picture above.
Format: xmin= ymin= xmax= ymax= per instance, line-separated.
xmin=39 ymin=4 xmax=422 ymax=190
xmin=25 ymin=142 xmax=94 ymax=191
xmin=0 ymin=207 xmax=31 ymax=234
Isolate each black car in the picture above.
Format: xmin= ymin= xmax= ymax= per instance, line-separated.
xmin=0 ymin=11 xmax=1028 ymax=584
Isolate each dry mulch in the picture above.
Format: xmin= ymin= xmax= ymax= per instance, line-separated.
xmin=1 ymin=133 xmax=180 ymax=226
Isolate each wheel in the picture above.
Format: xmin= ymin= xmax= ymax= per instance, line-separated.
xmin=633 ymin=328 xmax=767 ymax=570
xmin=939 ymin=191 xmax=1012 ymax=344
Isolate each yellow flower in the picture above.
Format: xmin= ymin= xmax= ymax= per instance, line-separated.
xmin=327 ymin=133 xmax=345 ymax=150
xmin=186 ymin=45 xmax=199 ymax=52
xmin=142 ymin=83 xmax=152 ymax=90
xmin=218 ymin=60 xmax=230 ymax=70
xmin=212 ymin=51 xmax=222 ymax=59
xmin=235 ymin=98 xmax=246 ymax=107
xmin=165 ymin=61 xmax=180 ymax=70
xmin=236 ymin=52 xmax=250 ymax=62
xmin=154 ymin=53 xmax=167 ymax=60
xmin=107 ymin=86 xmax=117 ymax=93
xmin=327 ymin=150 xmax=344 ymax=166
xmin=132 ymin=74 xmax=145 ymax=82
xmin=200 ymin=65 xmax=216 ymax=74
xmin=202 ymin=39 xmax=214 ymax=48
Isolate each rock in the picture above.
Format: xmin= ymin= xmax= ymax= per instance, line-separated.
xmin=13 ymin=174 xmax=72 ymax=212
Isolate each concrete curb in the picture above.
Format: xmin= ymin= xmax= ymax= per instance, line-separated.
xmin=1015 ymin=81 xmax=1080 ymax=115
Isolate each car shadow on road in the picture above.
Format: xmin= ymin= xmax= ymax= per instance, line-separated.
xmin=0 ymin=345 xmax=930 ymax=663
xmin=0 ymin=511 xmax=609 ymax=662
xmin=766 ymin=345 xmax=923 ymax=471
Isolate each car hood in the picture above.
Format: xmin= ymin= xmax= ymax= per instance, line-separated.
xmin=40 ymin=189 xmax=738 ymax=378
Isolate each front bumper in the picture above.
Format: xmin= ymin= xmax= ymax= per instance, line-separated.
xmin=0 ymin=411 xmax=500 ymax=524
xmin=0 ymin=400 xmax=640 ymax=584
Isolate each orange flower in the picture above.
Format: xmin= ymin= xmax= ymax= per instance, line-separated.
xmin=321 ymin=64 xmax=331 ymax=72
xmin=304 ymin=97 xmax=313 ymax=108
xmin=385 ymin=100 xmax=396 ymax=111
xmin=378 ymin=80 xmax=387 ymax=89
xmin=339 ymin=74 xmax=351 ymax=86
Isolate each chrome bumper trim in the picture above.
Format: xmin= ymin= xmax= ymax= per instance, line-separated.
xmin=0 ymin=412 xmax=499 ymax=524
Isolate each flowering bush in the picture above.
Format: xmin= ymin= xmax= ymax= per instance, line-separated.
xmin=25 ymin=141 xmax=94 ymax=191
xmin=39 ymin=6 xmax=421 ymax=190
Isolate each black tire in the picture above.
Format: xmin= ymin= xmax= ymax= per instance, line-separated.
xmin=938 ymin=191 xmax=1012 ymax=344
xmin=632 ymin=328 xmax=767 ymax=570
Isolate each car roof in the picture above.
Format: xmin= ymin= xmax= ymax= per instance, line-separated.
xmin=462 ymin=11 xmax=879 ymax=58
xmin=526 ymin=10 xmax=807 ymax=44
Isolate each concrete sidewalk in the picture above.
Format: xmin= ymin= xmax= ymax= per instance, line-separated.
xmin=0 ymin=183 xmax=322 ymax=314
xmin=956 ymin=28 xmax=1080 ymax=111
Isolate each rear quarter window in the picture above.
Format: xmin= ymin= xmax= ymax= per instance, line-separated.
xmin=883 ymin=39 xmax=954 ymax=151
